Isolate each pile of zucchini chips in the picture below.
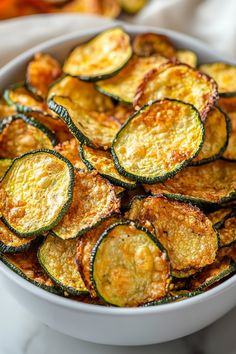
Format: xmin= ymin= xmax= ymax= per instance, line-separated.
xmin=1 ymin=27 xmax=236 ymax=308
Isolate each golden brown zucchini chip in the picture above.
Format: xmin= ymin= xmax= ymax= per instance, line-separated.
xmin=0 ymin=98 xmax=16 ymax=119
xmin=38 ymin=235 xmax=88 ymax=295
xmin=63 ymin=27 xmax=132 ymax=81
xmin=176 ymin=50 xmax=197 ymax=67
xmin=80 ymin=144 xmax=136 ymax=189
xmin=26 ymin=53 xmax=62 ymax=99
xmin=120 ymin=0 xmax=147 ymax=14
xmin=76 ymin=216 xmax=120 ymax=297
xmin=112 ymin=99 xmax=204 ymax=183
xmin=132 ymin=33 xmax=176 ymax=58
xmin=199 ymin=62 xmax=236 ymax=97
xmin=96 ymin=55 xmax=168 ymax=104
xmin=0 ymin=114 xmax=58 ymax=158
xmin=127 ymin=195 xmax=218 ymax=277
xmin=223 ymin=112 xmax=236 ymax=161
xmin=1 ymin=150 xmax=74 ymax=236
xmin=145 ymin=160 xmax=236 ymax=206
xmin=91 ymin=221 xmax=170 ymax=306
xmin=191 ymin=107 xmax=230 ymax=165
xmin=52 ymin=169 xmax=120 ymax=240
xmin=134 ymin=63 xmax=218 ymax=119
xmin=0 ymin=158 xmax=12 ymax=178
xmin=54 ymin=139 xmax=86 ymax=169
xmin=49 ymin=96 xmax=121 ymax=149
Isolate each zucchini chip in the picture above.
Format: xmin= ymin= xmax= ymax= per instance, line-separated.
xmin=63 ymin=27 xmax=132 ymax=81
xmin=191 ymin=107 xmax=230 ymax=165
xmin=132 ymin=33 xmax=176 ymax=59
xmin=127 ymin=195 xmax=218 ymax=276
xmin=112 ymin=99 xmax=204 ymax=183
xmin=176 ymin=50 xmax=197 ymax=67
xmin=217 ymin=212 xmax=236 ymax=247
xmin=48 ymin=76 xmax=114 ymax=112
xmin=54 ymin=139 xmax=86 ymax=169
xmin=199 ymin=62 xmax=236 ymax=97
xmin=145 ymin=160 xmax=236 ymax=205
xmin=0 ymin=98 xmax=16 ymax=119
xmin=80 ymin=144 xmax=136 ymax=189
xmin=223 ymin=112 xmax=236 ymax=161
xmin=120 ymin=0 xmax=147 ymax=14
xmin=0 ymin=114 xmax=58 ymax=158
xmin=0 ymin=158 xmax=12 ymax=177
xmin=38 ymin=235 xmax=88 ymax=295
xmin=91 ymin=221 xmax=170 ymax=307
xmin=1 ymin=150 xmax=74 ymax=236
xmin=0 ymin=220 xmax=34 ymax=253
xmin=134 ymin=63 xmax=218 ymax=119
xmin=52 ymin=169 xmax=120 ymax=240
xmin=26 ymin=53 xmax=62 ymax=99
xmin=96 ymin=55 xmax=168 ymax=104
xmin=49 ymin=96 xmax=121 ymax=149
xmin=76 ymin=216 xmax=120 ymax=297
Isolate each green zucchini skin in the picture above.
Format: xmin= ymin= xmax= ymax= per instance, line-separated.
xmin=0 ymin=236 xmax=33 ymax=254
xmin=143 ymin=290 xmax=202 ymax=306
xmin=1 ymin=149 xmax=75 ymax=237
xmin=111 ymin=99 xmax=204 ymax=184
xmin=95 ymin=84 xmax=132 ymax=106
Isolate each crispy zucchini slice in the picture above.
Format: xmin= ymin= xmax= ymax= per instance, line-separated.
xmin=76 ymin=216 xmax=120 ymax=297
xmin=0 ymin=97 xmax=16 ymax=119
xmin=80 ymin=144 xmax=136 ymax=189
xmin=0 ymin=158 xmax=12 ymax=177
xmin=176 ymin=50 xmax=197 ymax=67
xmin=223 ymin=112 xmax=236 ymax=161
xmin=0 ymin=114 xmax=58 ymax=158
xmin=191 ymin=107 xmax=230 ymax=165
xmin=1 ymin=150 xmax=74 ymax=236
xmin=48 ymin=76 xmax=114 ymax=112
xmin=26 ymin=53 xmax=62 ymax=99
xmin=199 ymin=62 xmax=236 ymax=97
xmin=54 ymin=139 xmax=86 ymax=169
xmin=134 ymin=63 xmax=218 ymax=119
xmin=96 ymin=56 xmax=168 ymax=104
xmin=51 ymin=169 xmax=120 ymax=240
xmin=132 ymin=33 xmax=176 ymax=59
xmin=216 ymin=211 xmax=236 ymax=247
xmin=63 ymin=27 xmax=132 ymax=81
xmin=112 ymin=99 xmax=204 ymax=183
xmin=38 ymin=235 xmax=88 ymax=295
xmin=49 ymin=96 xmax=121 ymax=149
xmin=127 ymin=195 xmax=218 ymax=276
xmin=91 ymin=221 xmax=170 ymax=307
xmin=120 ymin=0 xmax=147 ymax=14
xmin=145 ymin=160 xmax=236 ymax=206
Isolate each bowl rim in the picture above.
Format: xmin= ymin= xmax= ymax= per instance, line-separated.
xmin=0 ymin=22 xmax=235 ymax=316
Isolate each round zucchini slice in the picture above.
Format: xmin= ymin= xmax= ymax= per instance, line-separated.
xmin=63 ymin=27 xmax=132 ymax=81
xmin=49 ymin=96 xmax=121 ymax=149
xmin=112 ymin=99 xmax=204 ymax=183
xmin=0 ymin=114 xmax=58 ymax=158
xmin=222 ymin=112 xmax=236 ymax=161
xmin=199 ymin=62 xmax=236 ymax=97
xmin=0 ymin=97 xmax=16 ymax=119
xmin=80 ymin=144 xmax=136 ymax=189
xmin=51 ymin=169 xmax=120 ymax=240
xmin=26 ymin=53 xmax=62 ymax=99
xmin=0 ymin=158 xmax=12 ymax=178
xmin=191 ymin=107 xmax=230 ymax=165
xmin=132 ymin=33 xmax=176 ymax=59
xmin=134 ymin=63 xmax=218 ymax=119
xmin=54 ymin=138 xmax=86 ymax=169
xmin=176 ymin=50 xmax=198 ymax=67
xmin=145 ymin=160 xmax=236 ymax=206
xmin=96 ymin=55 xmax=168 ymax=105
xmin=91 ymin=221 xmax=170 ymax=307
xmin=1 ymin=150 xmax=74 ymax=236
xmin=38 ymin=235 xmax=88 ymax=295
xmin=127 ymin=195 xmax=218 ymax=277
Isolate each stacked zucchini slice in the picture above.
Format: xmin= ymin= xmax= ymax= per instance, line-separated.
xmin=0 ymin=27 xmax=236 ymax=307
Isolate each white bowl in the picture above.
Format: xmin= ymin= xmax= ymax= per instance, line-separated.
xmin=0 ymin=24 xmax=235 ymax=346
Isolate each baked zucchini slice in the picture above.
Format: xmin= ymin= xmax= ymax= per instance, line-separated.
xmin=120 ymin=0 xmax=147 ymax=14
xmin=0 ymin=158 xmax=12 ymax=177
xmin=0 ymin=114 xmax=58 ymax=158
xmin=0 ymin=97 xmax=16 ymax=119
xmin=51 ymin=169 xmax=120 ymax=240
xmin=112 ymin=99 xmax=204 ymax=183
xmin=38 ymin=235 xmax=88 ymax=295
xmin=127 ymin=195 xmax=218 ymax=277
xmin=132 ymin=33 xmax=176 ymax=59
xmin=145 ymin=160 xmax=236 ymax=206
xmin=26 ymin=53 xmax=62 ymax=99
xmin=49 ymin=96 xmax=121 ymax=149
xmin=1 ymin=150 xmax=74 ymax=236
xmin=0 ymin=219 xmax=35 ymax=253
xmin=91 ymin=221 xmax=170 ymax=307
xmin=199 ymin=62 xmax=236 ymax=97
xmin=80 ymin=144 xmax=136 ymax=189
xmin=176 ymin=50 xmax=197 ymax=67
xmin=96 ymin=55 xmax=168 ymax=105
xmin=134 ymin=63 xmax=218 ymax=119
xmin=191 ymin=107 xmax=230 ymax=165
xmin=54 ymin=139 xmax=86 ymax=169
xmin=63 ymin=27 xmax=132 ymax=81
xmin=222 ymin=112 xmax=236 ymax=161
